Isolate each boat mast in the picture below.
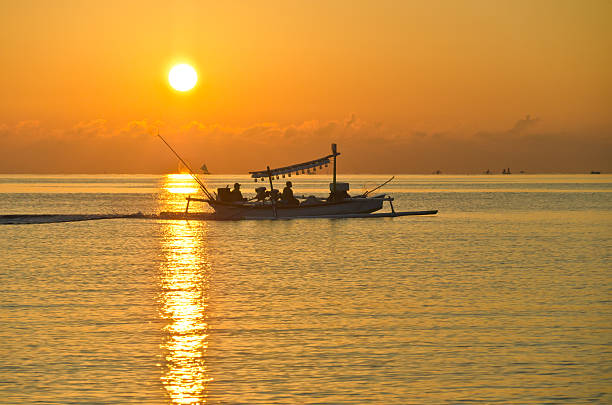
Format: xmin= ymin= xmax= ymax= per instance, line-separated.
xmin=267 ymin=165 xmax=278 ymax=218
xmin=332 ymin=143 xmax=337 ymax=194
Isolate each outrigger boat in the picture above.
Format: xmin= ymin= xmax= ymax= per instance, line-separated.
xmin=158 ymin=135 xmax=437 ymax=220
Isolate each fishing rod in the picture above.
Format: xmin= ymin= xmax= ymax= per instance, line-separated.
xmin=157 ymin=133 xmax=215 ymax=200
xmin=360 ymin=176 xmax=395 ymax=197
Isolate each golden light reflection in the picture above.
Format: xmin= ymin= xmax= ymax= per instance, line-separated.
xmin=159 ymin=174 xmax=213 ymax=215
xmin=167 ymin=187 xmax=200 ymax=194
xmin=165 ymin=174 xmax=200 ymax=194
xmin=159 ymin=220 xmax=212 ymax=404
xmin=167 ymin=174 xmax=195 ymax=180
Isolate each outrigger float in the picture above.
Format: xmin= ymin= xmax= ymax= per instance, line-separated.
xmin=158 ymin=135 xmax=437 ymax=220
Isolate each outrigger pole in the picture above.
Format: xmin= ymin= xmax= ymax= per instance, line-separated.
xmin=361 ymin=176 xmax=395 ymax=197
xmin=157 ymin=133 xmax=215 ymax=201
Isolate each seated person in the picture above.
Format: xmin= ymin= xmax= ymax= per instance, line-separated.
xmin=230 ymin=183 xmax=246 ymax=202
xmin=281 ymin=181 xmax=299 ymax=205
xmin=255 ymin=186 xmax=269 ymax=201
xmin=327 ymin=189 xmax=350 ymax=202
xmin=269 ymin=188 xmax=281 ymax=202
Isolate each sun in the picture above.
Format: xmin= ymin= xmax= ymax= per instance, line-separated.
xmin=168 ymin=64 xmax=198 ymax=92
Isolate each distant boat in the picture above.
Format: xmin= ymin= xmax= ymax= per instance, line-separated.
xmin=591 ymin=171 xmax=601 ymax=174
xmin=200 ymin=164 xmax=211 ymax=175
xmin=177 ymin=161 xmax=190 ymax=174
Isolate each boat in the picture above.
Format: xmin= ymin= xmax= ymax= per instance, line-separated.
xmin=158 ymin=135 xmax=438 ymax=220
xmin=204 ymin=194 xmax=390 ymax=219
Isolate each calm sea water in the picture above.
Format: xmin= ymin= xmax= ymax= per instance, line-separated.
xmin=0 ymin=174 xmax=610 ymax=404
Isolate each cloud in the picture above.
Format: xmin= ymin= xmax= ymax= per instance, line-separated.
xmin=344 ymin=113 xmax=357 ymax=129
xmin=0 ymin=115 xmax=610 ymax=173
xmin=475 ymin=115 xmax=540 ymax=139
xmin=12 ymin=120 xmax=42 ymax=138
xmin=71 ymin=119 xmax=108 ymax=137
xmin=174 ymin=116 xmax=398 ymax=145
xmin=118 ymin=120 xmax=164 ymax=137
xmin=15 ymin=120 xmax=40 ymax=130
xmin=508 ymin=115 xmax=540 ymax=135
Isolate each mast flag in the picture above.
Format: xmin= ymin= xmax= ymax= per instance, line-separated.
xmin=249 ymin=151 xmax=339 ymax=179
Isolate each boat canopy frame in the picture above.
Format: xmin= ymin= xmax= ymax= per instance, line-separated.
xmin=249 ymin=150 xmax=340 ymax=180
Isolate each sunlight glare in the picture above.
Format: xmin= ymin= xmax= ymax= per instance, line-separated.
xmin=169 ymin=64 xmax=198 ymax=92
xmin=159 ymin=221 xmax=212 ymax=403
xmin=165 ymin=174 xmax=199 ymax=194
xmin=168 ymin=174 xmax=195 ymax=180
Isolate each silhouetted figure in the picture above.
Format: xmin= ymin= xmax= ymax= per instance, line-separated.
xmin=328 ymin=189 xmax=350 ymax=202
xmin=230 ymin=183 xmax=246 ymax=202
xmin=269 ymin=189 xmax=280 ymax=202
xmin=328 ymin=182 xmax=350 ymax=202
xmin=329 ymin=190 xmax=350 ymax=201
xmin=281 ymin=181 xmax=299 ymax=206
xmin=255 ymin=186 xmax=269 ymax=201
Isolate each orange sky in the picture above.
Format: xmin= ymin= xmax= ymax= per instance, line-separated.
xmin=0 ymin=0 xmax=610 ymax=173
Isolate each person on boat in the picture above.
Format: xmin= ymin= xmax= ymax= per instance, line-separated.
xmin=255 ymin=186 xmax=269 ymax=201
xmin=327 ymin=189 xmax=350 ymax=202
xmin=281 ymin=181 xmax=299 ymax=206
xmin=230 ymin=183 xmax=246 ymax=202
xmin=327 ymin=191 xmax=351 ymax=202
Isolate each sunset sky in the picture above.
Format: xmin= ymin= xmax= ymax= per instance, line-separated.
xmin=1 ymin=0 xmax=610 ymax=173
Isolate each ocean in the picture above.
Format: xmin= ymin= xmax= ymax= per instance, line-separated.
xmin=0 ymin=174 xmax=610 ymax=404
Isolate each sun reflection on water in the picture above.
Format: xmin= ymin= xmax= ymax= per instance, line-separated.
xmin=165 ymin=174 xmax=200 ymax=195
xmin=159 ymin=220 xmax=212 ymax=404
xmin=160 ymin=174 xmax=211 ymax=213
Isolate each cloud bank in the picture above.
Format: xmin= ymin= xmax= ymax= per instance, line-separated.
xmin=0 ymin=115 xmax=610 ymax=173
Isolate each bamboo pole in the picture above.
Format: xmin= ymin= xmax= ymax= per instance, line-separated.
xmin=157 ymin=134 xmax=214 ymax=200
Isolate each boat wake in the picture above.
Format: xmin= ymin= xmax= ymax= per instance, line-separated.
xmin=0 ymin=212 xmax=150 ymax=225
